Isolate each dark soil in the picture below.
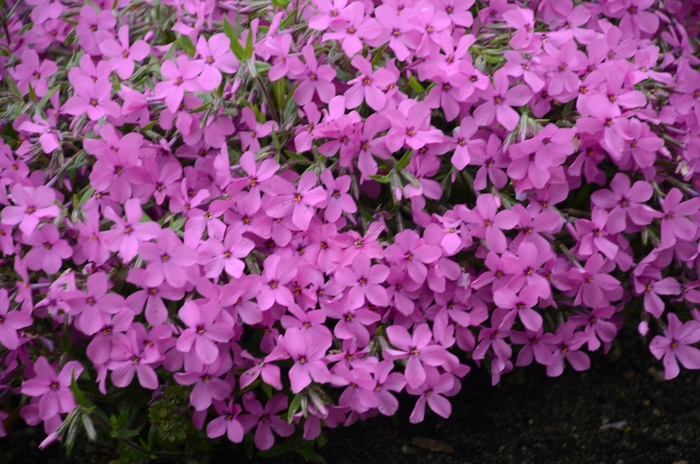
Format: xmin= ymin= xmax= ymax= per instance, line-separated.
xmin=2 ymin=327 xmax=699 ymax=464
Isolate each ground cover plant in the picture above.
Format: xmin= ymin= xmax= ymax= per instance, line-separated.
xmin=1 ymin=0 xmax=700 ymax=461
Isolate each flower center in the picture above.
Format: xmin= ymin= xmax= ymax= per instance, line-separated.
xmin=90 ymin=99 xmax=99 ymax=107
xmin=161 ymin=253 xmax=171 ymax=262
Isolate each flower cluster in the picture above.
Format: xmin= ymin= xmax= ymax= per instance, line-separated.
xmin=1 ymin=0 xmax=700 ymax=455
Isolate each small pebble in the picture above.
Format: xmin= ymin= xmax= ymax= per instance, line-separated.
xmin=642 ymin=399 xmax=650 ymax=407
xmin=653 ymin=408 xmax=661 ymax=416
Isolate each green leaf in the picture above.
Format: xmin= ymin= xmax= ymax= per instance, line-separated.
xmin=170 ymin=216 xmax=186 ymax=231
xmin=280 ymin=9 xmax=297 ymax=29
xmin=273 ymin=78 xmax=286 ymax=109
xmin=78 ymin=188 xmax=95 ymax=207
xmin=371 ymin=45 xmax=388 ymax=67
xmin=408 ymin=75 xmax=425 ymax=94
xmin=261 ymin=382 xmax=273 ymax=398
xmin=244 ymin=29 xmax=254 ymax=60
xmin=36 ymin=85 xmax=60 ymax=114
xmin=0 ymin=123 xmax=19 ymax=145
xmin=257 ymin=441 xmax=301 ymax=458
xmin=178 ymin=35 xmax=196 ymax=56
xmin=189 ymin=101 xmax=212 ymax=113
xmin=224 ymin=16 xmax=245 ymax=60
xmin=271 ymin=130 xmax=281 ymax=152
xmin=272 ymin=0 xmax=289 ymax=7
xmin=287 ymin=393 xmax=302 ymax=424
xmin=369 ymin=173 xmax=391 ymax=184
xmin=254 ymin=61 xmax=271 ymax=74
xmin=5 ymin=75 xmax=23 ymax=100
xmin=395 ymin=149 xmax=413 ymax=170
xmin=163 ymin=42 xmax=177 ymax=61
xmin=70 ymin=371 xmax=87 ymax=407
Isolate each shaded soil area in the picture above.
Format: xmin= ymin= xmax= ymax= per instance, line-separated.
xmin=2 ymin=328 xmax=699 ymax=464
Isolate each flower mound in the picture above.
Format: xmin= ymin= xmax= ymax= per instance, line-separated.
xmin=1 ymin=0 xmax=700 ymax=458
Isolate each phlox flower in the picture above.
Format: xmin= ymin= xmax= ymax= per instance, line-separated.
xmin=85 ymin=308 xmax=134 ymax=365
xmin=459 ymin=194 xmax=519 ymax=254
xmin=238 ymin=395 xmax=294 ymax=451
xmin=174 ymin=354 xmax=234 ymax=411
xmin=385 ymin=323 xmax=448 ymax=389
xmin=590 ymin=173 xmax=659 ymax=234
xmin=256 ymin=254 xmax=297 ymax=311
xmin=108 ymin=329 xmax=161 ymax=390
xmin=103 ymin=199 xmax=161 ymax=262
xmin=493 ymin=284 xmax=543 ymax=332
xmin=9 ymin=49 xmax=57 ymax=97
xmin=546 ymin=322 xmax=590 ymax=377
xmin=321 ymin=3 xmax=382 ymax=57
xmin=334 ymin=254 xmax=390 ymax=307
xmin=407 ymin=366 xmax=454 ymax=423
xmin=61 ymin=78 xmax=121 ymax=121
xmin=98 ymin=25 xmax=150 ymax=79
xmin=510 ymin=328 xmax=561 ymax=367
xmin=23 ymin=224 xmax=73 ymax=275
xmin=291 ymin=45 xmax=336 ymax=105
xmin=345 ymin=55 xmax=395 ymax=111
xmin=277 ymin=327 xmax=332 ymax=393
xmin=195 ymin=33 xmax=239 ymax=91
xmin=206 ymin=401 xmax=244 ymax=443
xmin=659 ymin=188 xmax=700 ymax=249
xmin=176 ymin=300 xmax=234 ymax=365
xmin=650 ymin=313 xmax=700 ymax=380
xmin=1 ymin=184 xmax=60 ymax=235
xmin=200 ymin=227 xmax=255 ymax=279
xmin=21 ymin=357 xmax=84 ymax=421
xmin=265 ymin=171 xmax=328 ymax=231
xmin=154 ymin=55 xmax=204 ymax=113
xmin=139 ymin=229 xmax=198 ymax=288
xmin=473 ymin=69 xmax=533 ymax=131
xmin=0 ymin=289 xmax=32 ymax=350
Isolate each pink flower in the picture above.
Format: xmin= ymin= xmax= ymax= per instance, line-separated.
xmin=201 ymin=227 xmax=254 ymax=279
xmin=649 ymin=313 xmax=700 ymax=380
xmin=473 ymin=69 xmax=533 ymax=131
xmin=103 ymin=199 xmax=161 ymax=262
xmin=76 ymin=5 xmax=115 ymax=55
xmin=385 ymin=100 xmax=444 ymax=153
xmin=98 ymin=25 xmax=150 ymax=79
xmin=493 ymin=284 xmax=543 ymax=332
xmin=238 ymin=395 xmax=294 ymax=451
xmin=108 ymin=329 xmax=160 ymax=390
xmin=265 ymin=171 xmax=328 ymax=231
xmin=195 ymin=33 xmax=239 ymax=91
xmin=176 ymin=301 xmax=234 ymax=365
xmin=154 ymin=55 xmax=204 ymax=113
xmin=277 ymin=328 xmax=332 ymax=393
xmin=61 ymin=78 xmax=121 ymax=121
xmin=590 ymin=174 xmax=659 ymax=234
xmin=319 ymin=170 xmax=357 ymax=222
xmin=139 ymin=229 xmax=198 ymax=288
xmin=407 ymin=366 xmax=454 ymax=423
xmin=239 ymin=107 xmax=279 ymax=152
xmin=344 ymin=55 xmax=395 ymax=111
xmin=256 ymin=254 xmax=297 ymax=311
xmin=1 ymin=184 xmax=60 ymax=235
xmin=9 ymin=49 xmax=57 ymax=97
xmin=659 ymin=188 xmax=700 ymax=249
xmin=321 ymin=3 xmax=382 ymax=57
xmin=567 ymin=254 xmax=622 ymax=309
xmin=385 ymin=323 xmax=448 ymax=389
xmin=71 ymin=271 xmax=126 ymax=336
xmin=510 ymin=328 xmax=561 ymax=367
xmin=0 ymin=289 xmax=32 ymax=350
xmin=174 ymin=354 xmax=233 ymax=411
xmin=23 ymin=224 xmax=73 ymax=275
xmin=334 ymin=254 xmax=390 ymax=307
xmin=291 ymin=45 xmax=336 ymax=105
xmin=385 ymin=230 xmax=440 ymax=284
xmin=21 ymin=357 xmax=84 ymax=421
xmin=459 ymin=194 xmax=519 ymax=254
xmin=546 ymin=323 xmax=590 ymax=377
xmin=206 ymin=401 xmax=244 ymax=443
